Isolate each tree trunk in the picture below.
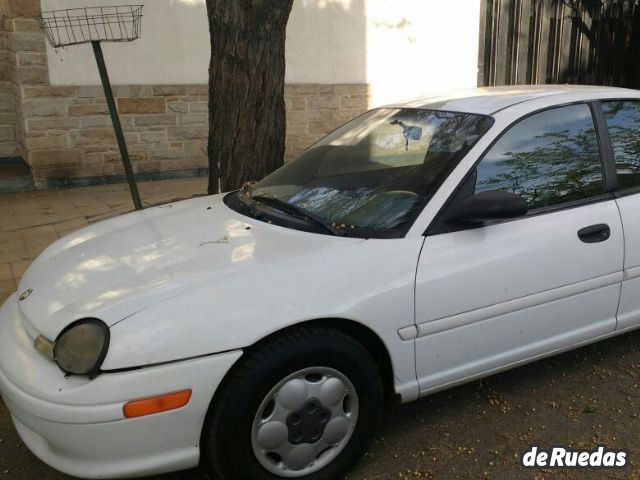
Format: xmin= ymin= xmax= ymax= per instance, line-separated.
xmin=205 ymin=0 xmax=294 ymax=194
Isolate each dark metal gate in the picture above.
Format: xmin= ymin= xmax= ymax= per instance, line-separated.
xmin=478 ymin=0 xmax=640 ymax=88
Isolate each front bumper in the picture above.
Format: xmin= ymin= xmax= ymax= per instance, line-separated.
xmin=0 ymin=293 xmax=242 ymax=479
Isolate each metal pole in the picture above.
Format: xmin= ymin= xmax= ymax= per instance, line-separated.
xmin=91 ymin=40 xmax=142 ymax=210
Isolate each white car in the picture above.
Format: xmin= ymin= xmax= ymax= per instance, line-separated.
xmin=2 ymin=85 xmax=640 ymax=480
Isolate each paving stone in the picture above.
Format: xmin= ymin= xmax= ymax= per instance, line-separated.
xmin=9 ymin=260 xmax=31 ymax=281
xmin=30 ymin=149 xmax=82 ymax=167
xmin=23 ymin=86 xmax=79 ymax=99
xmin=153 ymin=85 xmax=187 ymax=96
xmin=8 ymin=0 xmax=40 ymax=17
xmin=117 ymin=98 xmax=165 ymax=114
xmin=0 ymin=279 xmax=16 ymax=295
xmin=0 ymin=264 xmax=12 ymax=281
xmin=16 ymin=52 xmax=47 ymax=67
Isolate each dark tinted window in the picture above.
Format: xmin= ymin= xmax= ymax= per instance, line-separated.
xmin=475 ymin=104 xmax=603 ymax=210
xmin=602 ymin=100 xmax=640 ymax=190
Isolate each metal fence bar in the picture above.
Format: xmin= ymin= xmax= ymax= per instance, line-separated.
xmin=478 ymin=0 xmax=640 ymax=88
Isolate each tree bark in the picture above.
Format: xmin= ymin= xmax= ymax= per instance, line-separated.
xmin=205 ymin=0 xmax=294 ymax=194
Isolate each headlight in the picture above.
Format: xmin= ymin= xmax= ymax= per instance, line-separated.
xmin=54 ymin=319 xmax=109 ymax=376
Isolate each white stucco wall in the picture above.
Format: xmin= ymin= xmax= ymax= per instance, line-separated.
xmin=42 ymin=0 xmax=481 ymax=106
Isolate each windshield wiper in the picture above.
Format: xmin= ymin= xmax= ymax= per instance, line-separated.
xmin=248 ymin=194 xmax=344 ymax=236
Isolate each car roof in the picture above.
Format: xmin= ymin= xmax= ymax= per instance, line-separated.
xmin=387 ymin=85 xmax=640 ymax=115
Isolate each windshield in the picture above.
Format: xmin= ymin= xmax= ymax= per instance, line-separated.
xmin=232 ymin=108 xmax=493 ymax=237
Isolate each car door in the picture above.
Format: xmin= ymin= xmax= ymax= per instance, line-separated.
xmin=413 ymin=103 xmax=624 ymax=394
xmin=600 ymin=99 xmax=640 ymax=331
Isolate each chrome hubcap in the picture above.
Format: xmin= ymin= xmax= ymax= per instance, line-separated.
xmin=251 ymin=367 xmax=359 ymax=477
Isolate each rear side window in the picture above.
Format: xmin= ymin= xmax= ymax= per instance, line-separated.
xmin=475 ymin=104 xmax=604 ymax=210
xmin=601 ymin=100 xmax=640 ymax=191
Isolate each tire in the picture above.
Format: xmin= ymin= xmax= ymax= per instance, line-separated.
xmin=202 ymin=326 xmax=383 ymax=480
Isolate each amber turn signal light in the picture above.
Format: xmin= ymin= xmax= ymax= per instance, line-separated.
xmin=123 ymin=389 xmax=192 ymax=418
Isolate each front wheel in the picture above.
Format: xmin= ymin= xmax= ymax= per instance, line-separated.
xmin=203 ymin=326 xmax=383 ymax=480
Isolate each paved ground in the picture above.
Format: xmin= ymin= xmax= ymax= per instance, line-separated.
xmin=0 ymin=179 xmax=639 ymax=479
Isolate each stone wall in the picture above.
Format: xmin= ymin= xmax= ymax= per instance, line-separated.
xmin=284 ymin=83 xmax=370 ymax=159
xmin=2 ymin=0 xmax=372 ymax=188
xmin=0 ymin=0 xmax=17 ymax=157
xmin=22 ymin=84 xmax=210 ymax=185
xmin=5 ymin=0 xmax=48 ymax=165
xmin=17 ymin=83 xmax=370 ymax=187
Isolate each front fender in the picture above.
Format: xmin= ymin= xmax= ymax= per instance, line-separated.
xmin=101 ymin=238 xmax=424 ymax=400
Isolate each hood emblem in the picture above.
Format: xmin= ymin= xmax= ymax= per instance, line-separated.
xmin=19 ymin=288 xmax=33 ymax=301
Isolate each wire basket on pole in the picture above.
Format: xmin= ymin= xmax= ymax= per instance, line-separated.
xmin=38 ymin=5 xmax=143 ymax=48
xmin=37 ymin=5 xmax=144 ymax=210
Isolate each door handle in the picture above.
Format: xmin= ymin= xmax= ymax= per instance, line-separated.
xmin=578 ymin=224 xmax=610 ymax=243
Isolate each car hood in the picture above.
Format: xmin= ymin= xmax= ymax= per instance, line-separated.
xmin=17 ymin=194 xmax=363 ymax=340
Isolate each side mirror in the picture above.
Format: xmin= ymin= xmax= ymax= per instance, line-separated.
xmin=446 ymin=190 xmax=528 ymax=224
